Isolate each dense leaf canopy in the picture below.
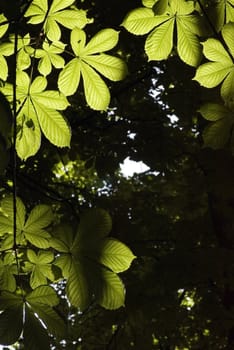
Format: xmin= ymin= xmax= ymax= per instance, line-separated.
xmin=0 ymin=0 xmax=234 ymax=349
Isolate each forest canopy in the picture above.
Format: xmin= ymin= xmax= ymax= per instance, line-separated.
xmin=0 ymin=0 xmax=234 ymax=349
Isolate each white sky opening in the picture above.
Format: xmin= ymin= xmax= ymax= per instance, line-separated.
xmin=120 ymin=157 xmax=150 ymax=177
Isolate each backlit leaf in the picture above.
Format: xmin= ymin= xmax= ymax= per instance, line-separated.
xmin=145 ymin=18 xmax=174 ymax=60
xmin=80 ymin=61 xmax=110 ymax=110
xmin=84 ymin=54 xmax=128 ymax=81
xmin=122 ymin=8 xmax=165 ymax=35
xmin=58 ymin=59 xmax=81 ymax=96
xmin=24 ymin=205 xmax=53 ymax=232
xmin=193 ymin=62 xmax=231 ymax=88
xmin=33 ymin=102 xmax=71 ymax=147
xmin=96 ymin=268 xmax=125 ymax=310
xmin=176 ymin=17 xmax=202 ymax=67
xmin=199 ymin=103 xmax=230 ymax=121
xmin=26 ymin=286 xmax=59 ymax=306
xmin=98 ymin=238 xmax=136 ymax=273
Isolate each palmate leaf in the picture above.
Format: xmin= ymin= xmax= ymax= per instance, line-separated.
xmin=0 ymin=72 xmax=71 ymax=160
xmin=0 ymin=306 xmax=23 ymax=345
xmin=0 ymin=197 xmax=53 ymax=248
xmin=56 ymin=209 xmax=135 ymax=310
xmin=35 ymin=41 xmax=65 ymax=76
xmin=123 ymin=0 xmax=202 ymax=66
xmin=58 ymin=28 xmax=127 ymax=110
xmin=199 ymin=102 xmax=234 ymax=151
xmin=66 ymin=257 xmax=126 ymax=310
xmin=24 ymin=0 xmax=90 ymax=41
xmin=193 ymin=23 xmax=234 ymax=102
xmin=27 ymin=287 xmax=65 ymax=339
xmin=24 ymin=305 xmax=50 ymax=350
xmin=0 ymin=288 xmax=64 ymax=347
xmin=25 ymin=250 xmax=54 ymax=288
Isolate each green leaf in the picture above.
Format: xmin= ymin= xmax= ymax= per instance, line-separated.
xmin=221 ymin=67 xmax=234 ymax=101
xmin=33 ymin=102 xmax=71 ymax=147
xmin=170 ymin=0 xmax=194 ymax=14
xmin=142 ymin=0 xmax=157 ymax=8
xmin=59 ymin=28 xmax=126 ymax=110
xmin=36 ymin=41 xmax=65 ymax=76
xmin=74 ymin=208 xmax=112 ymax=248
xmin=0 ymin=92 xmax=12 ymax=147
xmin=51 ymin=223 xmax=74 ymax=253
xmin=194 ymin=23 xmax=234 ymax=101
xmin=96 ymin=268 xmax=125 ymax=310
xmin=0 ymin=55 xmax=8 ymax=80
xmin=26 ymin=250 xmax=54 ymax=288
xmin=199 ymin=103 xmax=231 ymax=121
xmin=24 ymin=205 xmax=53 ymax=232
xmin=153 ymin=0 xmax=169 ymax=15
xmin=145 ymin=18 xmax=174 ymax=61
xmin=0 ymin=291 xmax=23 ymax=309
xmin=122 ymin=8 xmax=165 ymax=35
xmin=80 ymin=61 xmax=110 ymax=111
xmin=58 ymin=58 xmax=81 ymax=96
xmin=176 ymin=17 xmax=202 ymax=67
xmin=27 ymin=249 xmax=54 ymax=264
xmin=25 ymin=229 xmax=51 ymax=249
xmin=82 ymin=29 xmax=119 ymax=55
xmin=222 ymin=22 xmax=234 ymax=57
xmin=70 ymin=27 xmax=86 ymax=56
xmin=25 ymin=0 xmax=90 ymax=41
xmin=55 ymin=253 xmax=73 ymax=278
xmin=96 ymin=238 xmax=136 ymax=273
xmin=31 ymin=303 xmax=66 ymax=338
xmin=202 ymin=38 xmax=232 ymax=64
xmin=66 ymin=260 xmax=93 ymax=310
xmin=203 ymin=117 xmax=233 ymax=149
xmin=0 ymin=196 xmax=26 ymax=235
xmin=0 ymin=306 xmax=23 ymax=345
xmin=0 ymin=263 xmax=17 ymax=292
xmin=84 ymin=53 xmax=128 ymax=81
xmin=16 ymin=104 xmax=41 ymax=160
xmin=193 ymin=62 xmax=232 ymax=88
xmin=1 ymin=72 xmax=71 ymax=159
xmin=26 ymin=286 xmax=59 ymax=306
xmin=0 ymin=14 xmax=9 ymax=38
xmin=24 ymin=305 xmax=50 ymax=350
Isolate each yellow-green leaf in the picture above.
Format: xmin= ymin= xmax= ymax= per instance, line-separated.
xmin=145 ymin=18 xmax=174 ymax=60
xmin=81 ymin=61 xmax=110 ymax=110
